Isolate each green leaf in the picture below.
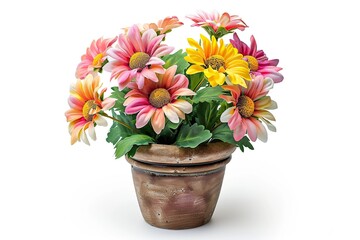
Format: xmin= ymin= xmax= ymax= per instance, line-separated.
xmin=188 ymin=72 xmax=206 ymax=91
xmin=192 ymin=86 xmax=224 ymax=103
xmin=212 ymin=124 xmax=254 ymax=152
xmin=175 ymin=123 xmax=212 ymax=148
xmin=162 ymin=50 xmax=189 ymax=74
xmin=195 ymin=101 xmax=219 ymax=130
xmin=106 ymin=111 xmax=135 ymax=145
xmin=109 ymin=87 xmax=126 ymax=112
xmin=114 ymin=134 xmax=154 ymax=159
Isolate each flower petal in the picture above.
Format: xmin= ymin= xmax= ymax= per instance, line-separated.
xmin=162 ymin=104 xmax=179 ymax=123
xmin=151 ymin=109 xmax=165 ymax=134
xmin=220 ymin=106 xmax=236 ymax=122
xmin=171 ymin=99 xmax=193 ymax=114
xmin=136 ymin=106 xmax=155 ymax=129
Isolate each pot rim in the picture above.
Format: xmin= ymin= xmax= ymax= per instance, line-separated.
xmin=130 ymin=142 xmax=236 ymax=166
xmin=126 ymin=156 xmax=231 ymax=175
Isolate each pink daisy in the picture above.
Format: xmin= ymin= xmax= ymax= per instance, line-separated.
xmin=75 ymin=37 xmax=117 ymax=79
xmin=220 ymin=75 xmax=277 ymax=142
xmin=145 ymin=16 xmax=183 ymax=35
xmin=124 ymin=66 xmax=195 ymax=134
xmin=104 ymin=25 xmax=174 ymax=90
xmin=65 ymin=74 xmax=116 ymax=145
xmin=124 ymin=16 xmax=183 ymax=35
xmin=230 ymin=33 xmax=284 ymax=83
xmin=187 ymin=11 xmax=247 ymax=35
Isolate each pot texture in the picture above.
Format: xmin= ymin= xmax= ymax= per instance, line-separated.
xmin=126 ymin=142 xmax=236 ymax=229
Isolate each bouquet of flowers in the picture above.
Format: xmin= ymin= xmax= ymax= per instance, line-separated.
xmin=65 ymin=11 xmax=283 ymax=158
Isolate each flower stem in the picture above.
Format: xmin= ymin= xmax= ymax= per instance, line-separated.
xmin=211 ymin=122 xmax=223 ymax=132
xmin=193 ymin=77 xmax=206 ymax=92
xmin=99 ymin=112 xmax=136 ymax=132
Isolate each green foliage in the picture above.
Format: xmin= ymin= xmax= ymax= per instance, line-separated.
xmin=195 ymin=101 xmax=219 ymax=130
xmin=188 ymin=72 xmax=206 ymax=91
xmin=162 ymin=50 xmax=189 ymax=74
xmin=114 ymin=134 xmax=155 ymax=159
xmin=109 ymin=87 xmax=126 ymax=112
xmin=202 ymin=26 xmax=233 ymax=40
xmin=212 ymin=124 xmax=254 ymax=152
xmin=175 ymin=123 xmax=212 ymax=148
xmin=192 ymin=86 xmax=224 ymax=103
xmin=106 ymin=111 xmax=135 ymax=145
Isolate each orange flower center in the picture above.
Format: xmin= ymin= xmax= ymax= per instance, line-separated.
xmin=149 ymin=88 xmax=171 ymax=108
xmin=82 ymin=100 xmax=99 ymax=121
xmin=244 ymin=55 xmax=259 ymax=71
xmin=92 ymin=53 xmax=104 ymax=68
xmin=205 ymin=55 xmax=225 ymax=70
xmin=237 ymin=95 xmax=255 ymax=118
xmin=129 ymin=52 xmax=151 ymax=69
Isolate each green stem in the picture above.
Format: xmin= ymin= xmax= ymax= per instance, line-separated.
xmin=211 ymin=121 xmax=223 ymax=132
xmin=99 ymin=112 xmax=136 ymax=133
xmin=193 ymin=77 xmax=206 ymax=92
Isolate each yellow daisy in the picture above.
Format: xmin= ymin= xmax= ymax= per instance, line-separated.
xmin=185 ymin=34 xmax=251 ymax=87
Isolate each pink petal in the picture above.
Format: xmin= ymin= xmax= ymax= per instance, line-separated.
xmin=233 ymin=122 xmax=247 ymax=141
xmin=136 ymin=106 xmax=155 ymax=128
xmin=102 ymin=98 xmax=116 ymax=110
xmin=141 ymin=68 xmax=158 ymax=83
xmin=128 ymin=25 xmax=144 ymax=52
xmin=244 ymin=118 xmax=257 ymax=142
xmin=147 ymin=56 xmax=165 ymax=65
xmin=228 ymin=110 xmax=241 ymax=131
xmin=151 ymin=109 xmax=165 ymax=134
xmin=171 ymin=88 xmax=195 ymax=99
xmin=125 ymin=97 xmax=150 ymax=114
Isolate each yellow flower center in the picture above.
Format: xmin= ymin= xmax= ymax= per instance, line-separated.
xmin=149 ymin=88 xmax=171 ymax=108
xmin=129 ymin=52 xmax=151 ymax=69
xmin=92 ymin=53 xmax=104 ymax=68
xmin=205 ymin=55 xmax=225 ymax=70
xmin=237 ymin=95 xmax=255 ymax=118
xmin=244 ymin=55 xmax=259 ymax=71
xmin=82 ymin=100 xmax=99 ymax=121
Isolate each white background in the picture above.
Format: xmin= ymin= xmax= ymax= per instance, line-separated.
xmin=1 ymin=0 xmax=360 ymax=239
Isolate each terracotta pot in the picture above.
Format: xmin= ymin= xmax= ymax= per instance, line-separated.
xmin=126 ymin=142 xmax=236 ymax=229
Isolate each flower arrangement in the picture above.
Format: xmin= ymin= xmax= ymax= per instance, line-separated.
xmin=65 ymin=11 xmax=283 ymax=158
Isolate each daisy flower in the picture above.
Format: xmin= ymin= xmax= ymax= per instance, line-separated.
xmin=185 ymin=34 xmax=251 ymax=87
xmin=75 ymin=37 xmax=117 ymax=79
xmin=187 ymin=11 xmax=247 ymax=38
xmin=230 ymin=33 xmax=284 ymax=83
xmin=220 ymin=75 xmax=277 ymax=142
xmin=105 ymin=25 xmax=174 ymax=90
xmin=65 ymin=74 xmax=115 ymax=145
xmin=124 ymin=66 xmax=195 ymax=134
xmin=125 ymin=16 xmax=183 ymax=35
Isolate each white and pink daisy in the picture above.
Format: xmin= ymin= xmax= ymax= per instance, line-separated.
xmin=75 ymin=37 xmax=117 ymax=79
xmin=105 ymin=25 xmax=174 ymax=90
xmin=124 ymin=66 xmax=195 ymax=134
xmin=220 ymin=75 xmax=277 ymax=142
xmin=230 ymin=33 xmax=284 ymax=83
xmin=65 ymin=74 xmax=115 ymax=145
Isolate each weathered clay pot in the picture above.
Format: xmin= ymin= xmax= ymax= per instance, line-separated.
xmin=126 ymin=142 xmax=236 ymax=229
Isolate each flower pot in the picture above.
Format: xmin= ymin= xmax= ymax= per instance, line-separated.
xmin=126 ymin=142 xmax=236 ymax=229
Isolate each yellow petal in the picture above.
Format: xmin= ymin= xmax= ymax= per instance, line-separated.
xmin=186 ymin=65 xmax=205 ymax=74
